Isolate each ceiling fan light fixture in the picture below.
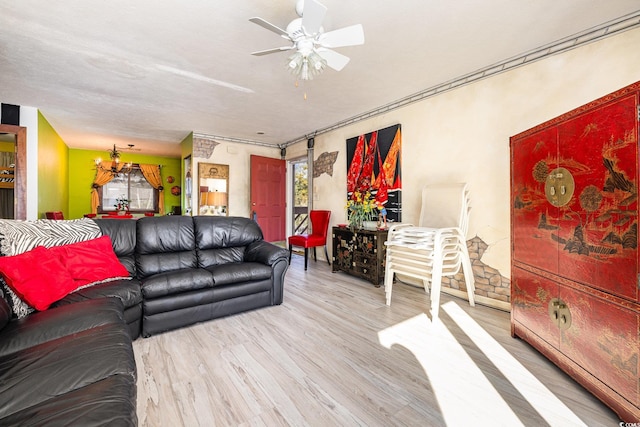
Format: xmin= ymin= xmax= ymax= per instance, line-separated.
xmin=287 ymin=50 xmax=326 ymax=80
xmin=252 ymin=0 xmax=364 ymax=81
xmin=288 ymin=54 xmax=301 ymax=69
xmin=308 ymin=51 xmax=326 ymax=71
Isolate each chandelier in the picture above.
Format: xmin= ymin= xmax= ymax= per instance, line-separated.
xmin=95 ymin=144 xmax=133 ymax=176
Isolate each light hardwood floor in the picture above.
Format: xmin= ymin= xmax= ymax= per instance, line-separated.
xmin=133 ymin=254 xmax=621 ymax=426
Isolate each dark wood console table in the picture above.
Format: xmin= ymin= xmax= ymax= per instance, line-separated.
xmin=332 ymin=226 xmax=388 ymax=286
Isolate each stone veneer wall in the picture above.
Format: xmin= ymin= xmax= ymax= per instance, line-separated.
xmin=440 ymin=236 xmax=511 ymax=303
xmin=193 ymin=136 xmax=219 ymax=159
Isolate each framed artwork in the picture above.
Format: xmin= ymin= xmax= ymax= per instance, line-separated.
xmin=346 ymin=124 xmax=402 ymax=222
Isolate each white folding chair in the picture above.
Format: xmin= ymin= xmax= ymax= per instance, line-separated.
xmin=384 ymin=183 xmax=475 ymax=319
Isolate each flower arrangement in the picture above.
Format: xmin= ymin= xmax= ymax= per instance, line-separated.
xmin=114 ymin=195 xmax=130 ymax=212
xmin=346 ymin=190 xmax=377 ymax=229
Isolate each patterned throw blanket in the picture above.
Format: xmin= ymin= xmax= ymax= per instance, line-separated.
xmin=0 ymin=218 xmax=101 ymax=256
xmin=0 ymin=218 xmax=102 ymax=318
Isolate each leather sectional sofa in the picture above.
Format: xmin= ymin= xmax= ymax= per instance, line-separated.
xmin=0 ymin=215 xmax=289 ymax=425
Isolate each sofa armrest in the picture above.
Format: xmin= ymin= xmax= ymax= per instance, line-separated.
xmin=245 ymin=241 xmax=289 ymax=266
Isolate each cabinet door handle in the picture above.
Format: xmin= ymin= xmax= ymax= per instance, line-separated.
xmin=548 ymin=298 xmax=572 ymax=329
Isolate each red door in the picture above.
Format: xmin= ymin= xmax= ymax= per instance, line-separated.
xmin=250 ymin=155 xmax=286 ymax=242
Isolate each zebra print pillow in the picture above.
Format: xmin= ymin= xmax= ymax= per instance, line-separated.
xmin=0 ymin=218 xmax=102 ymax=318
xmin=0 ymin=218 xmax=102 ymax=256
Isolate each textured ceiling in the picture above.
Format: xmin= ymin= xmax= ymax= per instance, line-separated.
xmin=1 ymin=1 xmax=639 ymax=157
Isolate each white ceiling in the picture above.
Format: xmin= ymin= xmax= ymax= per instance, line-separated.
xmin=1 ymin=1 xmax=639 ymax=157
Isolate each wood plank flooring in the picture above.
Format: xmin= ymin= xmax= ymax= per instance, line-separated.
xmin=133 ymin=254 xmax=621 ymax=426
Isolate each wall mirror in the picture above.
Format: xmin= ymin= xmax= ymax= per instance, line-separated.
xmin=198 ymin=163 xmax=229 ymax=216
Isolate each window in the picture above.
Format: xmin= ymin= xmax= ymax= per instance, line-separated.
xmin=292 ymin=160 xmax=308 ymax=234
xmin=98 ymin=166 xmax=159 ymax=213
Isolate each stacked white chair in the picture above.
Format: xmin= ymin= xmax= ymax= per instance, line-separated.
xmin=383 ymin=183 xmax=475 ymax=319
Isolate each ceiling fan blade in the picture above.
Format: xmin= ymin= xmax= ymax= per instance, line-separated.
xmin=302 ymin=0 xmax=327 ymax=35
xmin=249 ymin=17 xmax=290 ymax=38
xmin=251 ymin=46 xmax=294 ymax=56
xmin=317 ymin=48 xmax=350 ymax=71
xmin=319 ymin=24 xmax=365 ymax=48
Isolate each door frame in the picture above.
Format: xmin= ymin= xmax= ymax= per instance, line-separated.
xmin=0 ymin=124 xmax=26 ymax=220
xmin=287 ymin=156 xmax=309 ymax=237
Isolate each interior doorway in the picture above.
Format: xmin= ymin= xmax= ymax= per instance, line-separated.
xmin=250 ymin=155 xmax=286 ymax=242
xmin=0 ymin=124 xmax=26 ymax=220
xmin=291 ymin=158 xmax=308 ymax=235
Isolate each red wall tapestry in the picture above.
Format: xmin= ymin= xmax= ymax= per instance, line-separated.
xmin=346 ymin=124 xmax=402 ymax=223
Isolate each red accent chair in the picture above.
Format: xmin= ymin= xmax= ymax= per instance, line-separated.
xmin=288 ymin=210 xmax=331 ymax=270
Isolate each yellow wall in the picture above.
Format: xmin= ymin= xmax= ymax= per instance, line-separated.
xmin=180 ymin=132 xmax=193 ymax=215
xmin=37 ymin=111 xmax=69 ymax=218
xmin=68 ymin=149 xmax=182 ymax=219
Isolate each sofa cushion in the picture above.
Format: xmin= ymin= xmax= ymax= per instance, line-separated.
xmin=207 ymin=262 xmax=272 ymax=286
xmin=0 ymin=374 xmax=137 ymax=427
xmin=48 ymin=236 xmax=130 ymax=288
xmin=143 ymin=279 xmax=273 ymax=316
xmin=0 ymin=246 xmax=77 ymax=311
xmin=141 ymin=268 xmax=213 ymax=299
xmin=194 ymin=216 xmax=264 ymax=268
xmin=0 ymin=298 xmax=126 ymax=357
xmin=53 ymin=277 xmax=142 ymax=311
xmin=0 ymin=322 xmax=135 ymax=420
xmin=136 ymin=216 xmax=197 ymax=278
xmin=198 ymin=246 xmax=246 ymax=267
xmin=210 ymin=279 xmax=273 ymax=303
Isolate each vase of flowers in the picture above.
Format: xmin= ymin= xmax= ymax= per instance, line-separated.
xmin=114 ymin=195 xmax=130 ymax=214
xmin=346 ymin=190 xmax=377 ymax=230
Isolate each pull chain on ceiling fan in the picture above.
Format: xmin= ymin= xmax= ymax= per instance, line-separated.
xmin=250 ymin=0 xmax=365 ymax=81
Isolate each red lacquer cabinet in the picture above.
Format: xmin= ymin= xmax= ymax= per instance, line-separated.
xmin=511 ymin=81 xmax=640 ymax=421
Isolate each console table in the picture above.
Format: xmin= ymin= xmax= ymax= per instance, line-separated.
xmin=332 ymin=226 xmax=388 ymax=286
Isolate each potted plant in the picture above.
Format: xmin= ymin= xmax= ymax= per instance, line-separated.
xmin=346 ymin=190 xmax=377 ymax=230
xmin=114 ymin=195 xmax=130 ymax=214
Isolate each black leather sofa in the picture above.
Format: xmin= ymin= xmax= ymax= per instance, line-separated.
xmin=0 ymin=215 xmax=289 ymax=425
xmin=52 ymin=215 xmax=289 ymax=338
xmin=0 ymin=297 xmax=138 ymax=426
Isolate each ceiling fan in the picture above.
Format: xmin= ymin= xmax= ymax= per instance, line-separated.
xmin=249 ymin=0 xmax=365 ymax=80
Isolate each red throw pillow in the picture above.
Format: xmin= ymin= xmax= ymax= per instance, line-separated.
xmin=0 ymin=246 xmax=76 ymax=311
xmin=48 ymin=235 xmax=130 ymax=289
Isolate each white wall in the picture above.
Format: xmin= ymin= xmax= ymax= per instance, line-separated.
xmin=295 ymin=27 xmax=640 ymax=277
xmin=20 ymin=106 xmax=38 ymax=220
xmin=193 ymin=141 xmax=281 ymax=218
